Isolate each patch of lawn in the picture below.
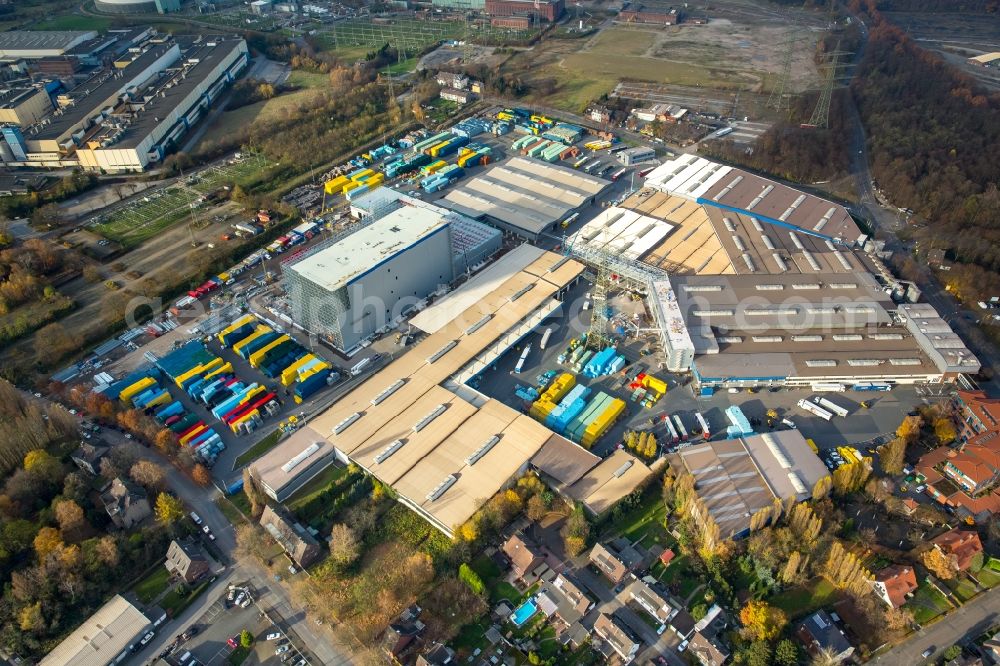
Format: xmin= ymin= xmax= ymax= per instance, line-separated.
xmin=215 ymin=496 xmax=248 ymax=525
xmin=35 ymin=14 xmax=112 ymax=30
xmin=976 ymin=567 xmax=1000 ymax=589
xmin=234 ymin=429 xmax=282 ymax=468
xmin=227 ymin=646 xmax=251 ymax=665
xmin=160 ymin=580 xmax=211 ymax=617
xmin=470 ymin=554 xmax=526 ymax=605
xmin=133 ymin=566 xmax=171 ymax=604
xmin=906 ymin=582 xmax=951 ymax=625
xmin=286 ymin=70 xmax=329 ymax=89
xmin=225 ymin=491 xmax=252 ymax=519
xmin=610 ymin=491 xmax=672 ymax=548
xmin=946 ymin=576 xmax=979 ymax=603
xmin=284 ymin=464 xmax=350 ymax=512
xmin=770 ymin=577 xmax=837 ymax=618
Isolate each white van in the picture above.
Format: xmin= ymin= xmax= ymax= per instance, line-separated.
xmin=189 ymin=512 xmax=202 ymax=525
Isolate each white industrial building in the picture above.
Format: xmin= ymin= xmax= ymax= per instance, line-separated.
xmin=285 ymin=205 xmax=455 ymax=351
xmin=569 ymin=207 xmax=672 ymax=261
xmin=0 ymin=31 xmax=98 ymax=59
xmin=40 ymin=595 xmax=153 ymax=666
xmin=2 ymin=36 xmax=248 ymax=172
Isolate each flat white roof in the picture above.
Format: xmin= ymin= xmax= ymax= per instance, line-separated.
xmin=410 ymin=244 xmax=545 ymax=333
xmin=651 ymin=279 xmax=695 ymax=352
xmin=287 ymin=205 xmax=448 ymax=291
xmin=570 ymin=207 xmax=673 ymax=261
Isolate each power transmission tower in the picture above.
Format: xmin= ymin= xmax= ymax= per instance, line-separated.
xmin=767 ymin=34 xmax=807 ymax=112
xmin=808 ymin=41 xmax=849 ymax=129
xmin=587 ymin=263 xmax=612 ymax=350
xmin=463 ymin=12 xmax=474 ymax=64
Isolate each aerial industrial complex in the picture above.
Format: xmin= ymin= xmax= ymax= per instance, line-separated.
xmin=0 ymin=31 xmax=247 ymax=172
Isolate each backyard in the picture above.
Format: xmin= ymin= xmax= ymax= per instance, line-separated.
xmin=133 ymin=565 xmax=171 ymax=604
xmin=770 ymin=577 xmax=838 ymax=619
xmin=906 ymin=581 xmax=953 ymax=625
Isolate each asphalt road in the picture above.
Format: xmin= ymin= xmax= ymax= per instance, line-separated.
xmin=871 ymin=588 xmax=1000 ymax=665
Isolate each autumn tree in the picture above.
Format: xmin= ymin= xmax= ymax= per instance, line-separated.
xmin=921 ymin=547 xmax=958 ymax=580
xmin=526 ymin=494 xmax=548 ymax=521
xmin=235 ymin=523 xmax=272 ymax=563
xmin=23 ymin=449 xmax=62 ymax=484
xmin=33 ymin=526 xmax=63 ymax=560
xmin=933 ymin=417 xmax=957 ymax=444
xmin=191 ymin=463 xmax=211 ymax=486
xmin=154 ymin=493 xmax=185 ymax=526
xmin=329 ymin=523 xmax=361 ymax=568
xmin=825 ymin=541 xmax=871 ymax=596
xmin=129 ymin=460 xmax=166 ymax=493
xmin=879 ymin=437 xmax=907 ymax=476
xmin=155 ymin=429 xmax=178 ymax=454
xmin=54 ymin=499 xmax=88 ymax=542
xmin=243 ymin=467 xmax=266 ymax=519
xmin=780 ymin=550 xmax=805 ymax=585
xmin=562 ymin=503 xmax=591 ymax=556
xmin=739 ymin=600 xmax=787 ymax=641
xmin=896 ymin=414 xmax=923 ymax=442
xmin=832 ymin=462 xmax=871 ymax=495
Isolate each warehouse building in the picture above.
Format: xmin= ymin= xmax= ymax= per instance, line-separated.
xmin=671 ymin=430 xmax=829 ymax=539
xmin=0 ymin=31 xmax=98 ymax=59
xmin=40 ymin=595 xmax=153 ymax=666
xmin=3 ymin=36 xmax=247 ymax=172
xmin=95 ymin=0 xmax=182 ymax=13
xmin=485 ymin=0 xmax=565 ymax=21
xmin=439 ymin=156 xmax=611 ymax=241
xmin=284 ymin=204 xmax=455 ymax=351
xmin=655 ymin=271 xmax=976 ymax=386
xmin=254 ymin=426 xmax=338 ymax=501
xmin=0 ymin=85 xmax=53 ymax=126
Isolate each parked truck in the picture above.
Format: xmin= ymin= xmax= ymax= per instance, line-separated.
xmin=815 ymin=396 xmax=849 ymax=418
xmin=797 ymin=398 xmax=833 ymax=421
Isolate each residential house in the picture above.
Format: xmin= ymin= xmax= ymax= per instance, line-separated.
xmin=627 ymin=578 xmax=676 ymax=625
xmin=588 ymin=105 xmax=612 ymax=124
xmin=589 ymin=538 xmax=644 ymax=584
xmin=954 ymin=390 xmax=1000 ymax=443
xmin=694 ymin=603 xmax=724 ymax=635
xmin=440 ymin=88 xmax=472 ymax=105
xmin=435 ymin=71 xmax=468 ymax=90
xmin=165 ymin=539 xmax=209 ymax=583
xmin=502 ymin=532 xmax=546 ymax=581
xmin=100 ymin=477 xmax=151 ymax=529
xmin=71 ymin=441 xmax=107 ymax=475
xmin=417 ymin=642 xmax=456 ymax=666
xmin=688 ymin=631 xmax=730 ymax=666
xmin=536 ymin=573 xmax=594 ymax=646
xmin=552 ymin=573 xmax=594 ymax=618
xmin=381 ymin=604 xmax=424 ymax=664
xmin=659 ymin=548 xmax=675 ymax=566
xmin=932 ymin=528 xmax=984 ymax=572
xmin=594 ymin=612 xmax=641 ymax=663
xmin=982 ymin=631 xmax=1000 ymax=663
xmin=796 ymin=610 xmax=854 ymax=663
xmin=670 ymin=608 xmax=696 ymax=639
xmin=259 ymin=504 xmax=322 ymax=569
xmin=871 ymin=564 xmax=918 ymax=608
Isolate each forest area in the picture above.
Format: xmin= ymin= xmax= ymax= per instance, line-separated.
xmin=850 ymin=0 xmax=1000 ymax=300
xmin=0 ymin=380 xmax=209 ymax=660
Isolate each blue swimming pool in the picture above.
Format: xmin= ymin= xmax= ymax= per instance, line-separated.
xmin=510 ymin=599 xmax=539 ymax=627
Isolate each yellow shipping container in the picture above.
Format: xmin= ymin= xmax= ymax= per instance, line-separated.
xmin=350 ymin=168 xmax=374 ymax=183
xmin=233 ymin=326 xmax=272 ymax=355
xmin=540 ymin=373 xmax=576 ymax=404
xmin=324 ymin=175 xmax=349 ymax=195
xmin=582 ymin=399 xmax=626 ymax=446
xmin=641 ymin=374 xmax=668 ymax=396
xmin=342 ymin=181 xmax=361 ymax=194
xmin=281 ymin=354 xmax=317 ymax=386
xmin=249 ymin=334 xmax=290 ymax=368
xmin=204 ymin=362 xmax=233 ymax=381
xmin=119 ymin=376 xmax=156 ymax=403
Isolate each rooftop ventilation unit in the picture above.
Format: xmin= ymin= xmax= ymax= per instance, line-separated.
xmin=847 ymin=358 xmax=881 ymax=366
xmin=755 ymin=284 xmax=784 ymax=291
xmin=746 ymin=184 xmax=773 ymax=210
xmin=787 ymin=472 xmax=807 ymax=494
xmin=890 ymin=358 xmax=922 ymax=366
xmin=869 ymin=333 xmax=903 ymax=340
xmin=427 ymin=340 xmax=458 ymax=364
xmin=509 ymin=284 xmax=534 ymax=302
xmin=761 ymin=432 xmax=792 ymax=468
xmin=790 ymin=233 xmax=805 ymax=250
xmin=613 ymin=460 xmax=634 ymax=478
xmin=718 ymin=336 xmax=744 ymax=343
xmin=750 ymin=217 xmax=764 ymax=232
xmin=761 ymin=234 xmax=775 ymax=250
xmin=692 ymin=309 xmax=735 ymax=317
xmin=281 ymin=443 xmax=320 ymax=473
xmin=466 ymin=435 xmax=501 ymax=466
xmin=802 ymin=250 xmax=822 ymax=272
xmin=814 ymin=207 xmax=837 ymax=232
xmin=791 ymin=283 xmax=821 ymax=290
xmin=465 ymin=314 xmax=492 ymax=335
xmin=371 ymin=379 xmax=405 ymax=406
xmin=413 ymin=405 xmax=447 ymax=432
xmin=333 ymin=413 xmax=361 ymax=435
xmin=833 ymin=334 xmax=863 ymax=342
xmin=752 ymin=335 xmax=783 ymax=342
xmin=829 ymin=283 xmax=857 ymax=289
xmin=548 ymin=256 xmax=572 ymax=273
xmin=792 ymin=335 xmax=823 ymax=342
xmin=805 ymin=359 xmax=837 ymax=367
xmin=742 ymin=253 xmax=757 ymax=273
xmin=426 ymin=474 xmax=457 ymax=502
xmin=683 ymin=284 xmax=724 ymax=292
xmin=772 ymin=253 xmax=789 ymax=272
xmin=374 ymin=439 xmax=405 ymax=464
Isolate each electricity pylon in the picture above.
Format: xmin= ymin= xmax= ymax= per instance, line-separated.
xmin=807 ymin=41 xmax=849 ymax=129
xmin=767 ymin=33 xmax=808 ymax=112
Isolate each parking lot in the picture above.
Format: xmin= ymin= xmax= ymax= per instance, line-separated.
xmin=471 ymin=277 xmax=929 ymax=458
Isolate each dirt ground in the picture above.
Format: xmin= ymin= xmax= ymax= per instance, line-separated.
xmin=418 ymin=44 xmax=502 ymax=71
xmin=508 ymin=0 xmax=825 ymax=112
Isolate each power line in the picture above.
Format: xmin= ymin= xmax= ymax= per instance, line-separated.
xmin=807 ymin=41 xmax=849 ymax=129
xmin=766 ymin=33 xmax=808 ymax=113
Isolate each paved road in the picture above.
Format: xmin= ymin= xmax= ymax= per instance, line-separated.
xmin=871 ymin=587 xmax=1000 ymax=664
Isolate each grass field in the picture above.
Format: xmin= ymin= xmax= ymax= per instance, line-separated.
xmin=34 ymin=14 xmax=113 ymax=31
xmin=946 ymin=576 xmax=980 ymax=603
xmin=978 ymin=566 xmax=1000 ymax=588
xmin=907 ymin=582 xmax=952 ymax=624
xmin=234 ymin=429 xmax=281 ymax=468
xmin=133 ymin=566 xmax=171 ymax=604
xmin=285 ymin=465 xmax=351 ymax=513
xmin=92 ymin=156 xmax=271 ymax=247
xmin=770 ymin=577 xmax=838 ymax=618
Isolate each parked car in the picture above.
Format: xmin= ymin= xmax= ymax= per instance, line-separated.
xmin=266 ymin=632 xmax=283 ymax=641
xmin=227 ymin=637 xmax=239 ymax=649
xmin=275 ymin=645 xmax=290 ymax=655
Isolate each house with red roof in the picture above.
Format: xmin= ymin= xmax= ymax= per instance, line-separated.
xmin=871 ymin=564 xmax=918 ymax=608
xmin=931 ymin=528 xmax=984 ymax=572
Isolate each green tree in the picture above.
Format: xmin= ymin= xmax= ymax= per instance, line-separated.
xmin=775 ymin=638 xmax=799 ymax=666
xmin=458 ymin=563 xmax=485 ymax=596
xmin=239 ymin=629 xmax=253 ymax=648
